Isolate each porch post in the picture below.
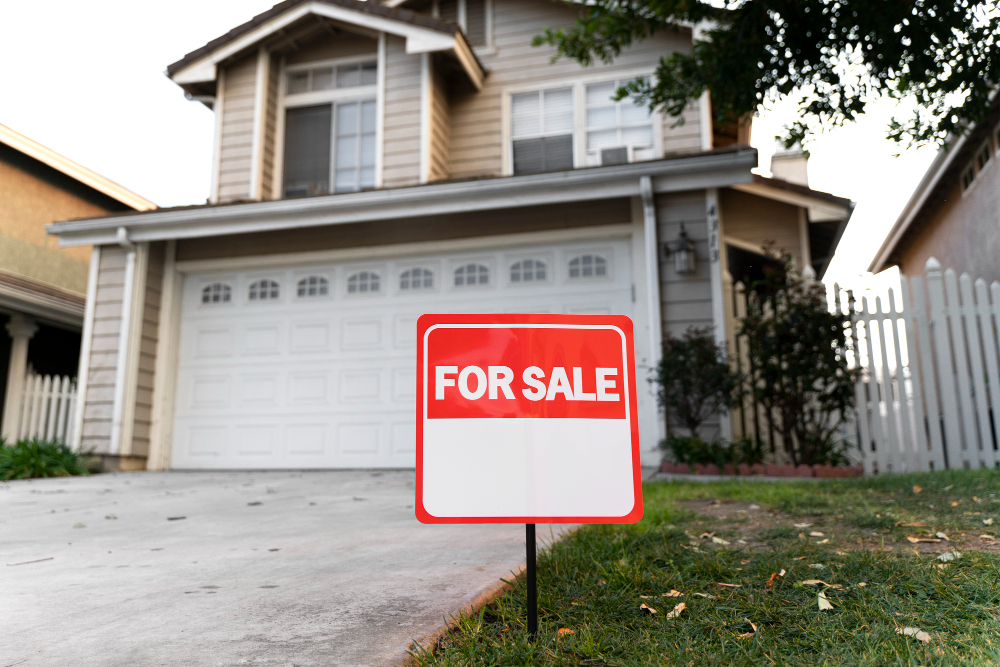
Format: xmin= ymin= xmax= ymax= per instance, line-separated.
xmin=2 ymin=314 xmax=39 ymax=440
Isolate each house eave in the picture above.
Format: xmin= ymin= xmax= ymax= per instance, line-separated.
xmin=49 ymin=148 xmax=758 ymax=247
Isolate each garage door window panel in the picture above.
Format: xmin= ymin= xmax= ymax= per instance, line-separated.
xmin=400 ymin=268 xmax=434 ymax=292
xmin=201 ymin=282 xmax=233 ymax=305
xmin=347 ymin=271 xmax=381 ymax=295
xmin=283 ymin=59 xmax=377 ymax=198
xmin=454 ymin=263 xmax=490 ymax=288
xmin=248 ymin=279 xmax=281 ymax=302
xmin=568 ymin=254 xmax=609 ymax=279
xmin=510 ymin=259 xmax=548 ymax=284
xmin=297 ymin=276 xmax=330 ymax=298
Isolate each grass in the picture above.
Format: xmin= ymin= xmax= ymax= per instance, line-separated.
xmin=0 ymin=438 xmax=94 ymax=480
xmin=414 ymin=469 xmax=1000 ymax=666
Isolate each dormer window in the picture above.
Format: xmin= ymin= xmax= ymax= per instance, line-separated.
xmin=282 ymin=58 xmax=378 ymax=199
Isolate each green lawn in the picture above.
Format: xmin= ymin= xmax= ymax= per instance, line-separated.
xmin=414 ymin=469 xmax=1000 ymax=666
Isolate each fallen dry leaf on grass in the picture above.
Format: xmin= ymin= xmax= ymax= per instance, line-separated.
xmin=663 ymin=590 xmax=684 ymax=597
xmin=765 ymin=570 xmax=786 ymax=586
xmin=664 ymin=602 xmax=686 ymax=619
xmin=692 ymin=593 xmax=716 ymax=599
xmin=639 ymin=603 xmax=657 ymax=615
xmin=984 ymin=518 xmax=994 ymax=526
xmin=712 ymin=536 xmax=731 ymax=545
xmin=943 ymin=484 xmax=954 ymax=491
xmin=557 ymin=628 xmax=574 ymax=637
xmin=897 ymin=627 xmax=931 ymax=643
xmin=951 ymin=501 xmax=959 ymax=507
xmin=736 ymin=619 xmax=759 ymax=638
xmin=801 ymin=579 xmax=843 ymax=589
xmin=913 ymin=485 xmax=923 ymax=494
xmin=809 ymin=531 xmax=824 ymax=537
xmin=906 ymin=536 xmax=942 ymax=544
xmin=899 ymin=521 xmax=925 ymax=527
xmin=794 ymin=522 xmax=812 ymax=529
xmin=857 ymin=582 xmax=867 ymax=587
xmin=716 ymin=582 xmax=742 ymax=588
xmin=817 ymin=591 xmax=834 ymax=610
xmin=937 ymin=550 xmax=962 ymax=562
xmin=816 ymin=539 xmax=830 ymax=544
xmin=935 ymin=532 xmax=950 ymax=541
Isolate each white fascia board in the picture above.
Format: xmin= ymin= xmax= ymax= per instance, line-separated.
xmin=0 ymin=124 xmax=155 ymax=211
xmin=171 ymin=2 xmax=461 ymax=85
xmin=0 ymin=288 xmax=85 ymax=329
xmin=50 ymin=150 xmax=757 ymax=247
xmin=731 ymin=181 xmax=850 ymax=222
xmin=867 ymin=136 xmax=962 ymax=273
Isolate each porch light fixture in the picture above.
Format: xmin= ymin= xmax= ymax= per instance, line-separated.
xmin=665 ymin=223 xmax=697 ymax=275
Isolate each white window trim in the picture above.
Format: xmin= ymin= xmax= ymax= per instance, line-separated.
xmin=274 ymin=51 xmax=384 ymax=199
xmin=500 ymin=68 xmax=665 ymax=176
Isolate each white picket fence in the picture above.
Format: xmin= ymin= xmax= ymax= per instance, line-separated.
xmin=841 ymin=258 xmax=1000 ymax=473
xmin=726 ymin=257 xmax=1000 ymax=474
xmin=14 ymin=373 xmax=77 ymax=444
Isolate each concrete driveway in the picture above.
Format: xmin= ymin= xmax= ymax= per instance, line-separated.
xmin=1 ymin=470 xmax=569 ymax=666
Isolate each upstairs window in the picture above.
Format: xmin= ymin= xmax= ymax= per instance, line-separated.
xmin=248 ymin=280 xmax=280 ymax=301
xmin=283 ymin=59 xmax=377 ymax=199
xmin=201 ymin=283 xmax=232 ymax=304
xmin=436 ymin=0 xmax=490 ymax=47
xmin=510 ymin=259 xmax=547 ymax=283
xmin=975 ymin=141 xmax=991 ymax=172
xmin=347 ymin=271 xmax=381 ymax=294
xmin=569 ymin=254 xmax=608 ymax=279
xmin=585 ymin=80 xmax=655 ymax=166
xmin=510 ymin=88 xmax=574 ymax=175
xmin=454 ymin=263 xmax=489 ymax=287
xmin=400 ymin=268 xmax=434 ymax=291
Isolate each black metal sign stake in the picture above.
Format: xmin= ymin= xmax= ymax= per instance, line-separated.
xmin=526 ymin=523 xmax=537 ymax=639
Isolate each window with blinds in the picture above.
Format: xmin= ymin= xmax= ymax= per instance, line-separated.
xmin=283 ymin=105 xmax=332 ymax=198
xmin=510 ymin=88 xmax=574 ymax=175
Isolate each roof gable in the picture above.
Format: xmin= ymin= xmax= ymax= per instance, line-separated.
xmin=168 ymin=0 xmax=484 ymax=89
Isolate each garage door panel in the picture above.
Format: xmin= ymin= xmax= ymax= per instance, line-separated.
xmin=172 ymin=237 xmax=635 ymax=469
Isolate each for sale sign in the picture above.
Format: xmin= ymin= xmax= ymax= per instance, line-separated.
xmin=416 ymin=314 xmax=643 ymax=524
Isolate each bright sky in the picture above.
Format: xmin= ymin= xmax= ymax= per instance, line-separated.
xmin=0 ymin=1 xmax=939 ymax=293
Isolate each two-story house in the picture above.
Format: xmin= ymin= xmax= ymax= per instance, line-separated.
xmin=48 ymin=0 xmax=852 ymax=472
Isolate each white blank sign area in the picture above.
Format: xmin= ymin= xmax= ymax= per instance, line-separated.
xmin=421 ymin=418 xmax=635 ymax=518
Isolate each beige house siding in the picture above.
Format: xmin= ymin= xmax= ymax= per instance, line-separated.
xmin=657 ymin=191 xmax=714 ymax=338
xmin=896 ymin=168 xmax=1000 ymax=282
xmin=260 ymin=54 xmax=281 ymax=200
xmin=130 ymin=242 xmax=165 ymax=457
xmin=80 ymin=245 xmax=126 ymax=452
xmin=176 ymin=198 xmax=633 ymax=261
xmin=428 ymin=60 xmax=451 ymax=182
xmin=383 ymin=36 xmax=423 ymax=187
xmin=448 ymin=0 xmax=701 ymax=180
xmin=218 ymin=54 xmax=258 ymax=203
xmin=720 ymin=188 xmax=805 ymax=269
xmin=285 ymin=32 xmax=377 ymax=65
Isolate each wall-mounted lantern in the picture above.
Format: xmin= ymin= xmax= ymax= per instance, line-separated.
xmin=664 ymin=222 xmax=697 ymax=275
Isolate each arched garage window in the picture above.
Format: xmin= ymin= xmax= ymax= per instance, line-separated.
xmin=454 ymin=263 xmax=489 ymax=287
xmin=568 ymin=254 xmax=607 ymax=279
xmin=249 ymin=280 xmax=280 ymax=301
xmin=297 ymin=276 xmax=329 ymax=297
xmin=201 ymin=283 xmax=232 ymax=304
xmin=347 ymin=271 xmax=380 ymax=294
xmin=510 ymin=259 xmax=547 ymax=283
xmin=400 ymin=268 xmax=434 ymax=291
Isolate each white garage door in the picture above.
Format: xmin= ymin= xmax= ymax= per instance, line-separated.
xmin=171 ymin=237 xmax=635 ymax=469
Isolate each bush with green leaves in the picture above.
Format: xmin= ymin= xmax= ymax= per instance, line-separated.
xmin=654 ymin=327 xmax=740 ymax=441
xmin=659 ymin=435 xmax=766 ymax=468
xmin=0 ymin=439 xmax=94 ymax=480
xmin=738 ymin=260 xmax=858 ymax=467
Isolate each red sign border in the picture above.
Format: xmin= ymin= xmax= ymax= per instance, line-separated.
xmin=415 ymin=313 xmax=644 ymax=524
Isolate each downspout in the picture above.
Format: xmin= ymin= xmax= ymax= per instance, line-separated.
xmin=109 ymin=226 xmax=136 ymax=456
xmin=640 ymin=176 xmax=665 ymax=442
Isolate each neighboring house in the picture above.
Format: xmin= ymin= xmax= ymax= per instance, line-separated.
xmin=869 ymin=99 xmax=1000 ymax=279
xmin=0 ymin=124 xmax=153 ymax=446
xmin=48 ymin=0 xmax=851 ymax=472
